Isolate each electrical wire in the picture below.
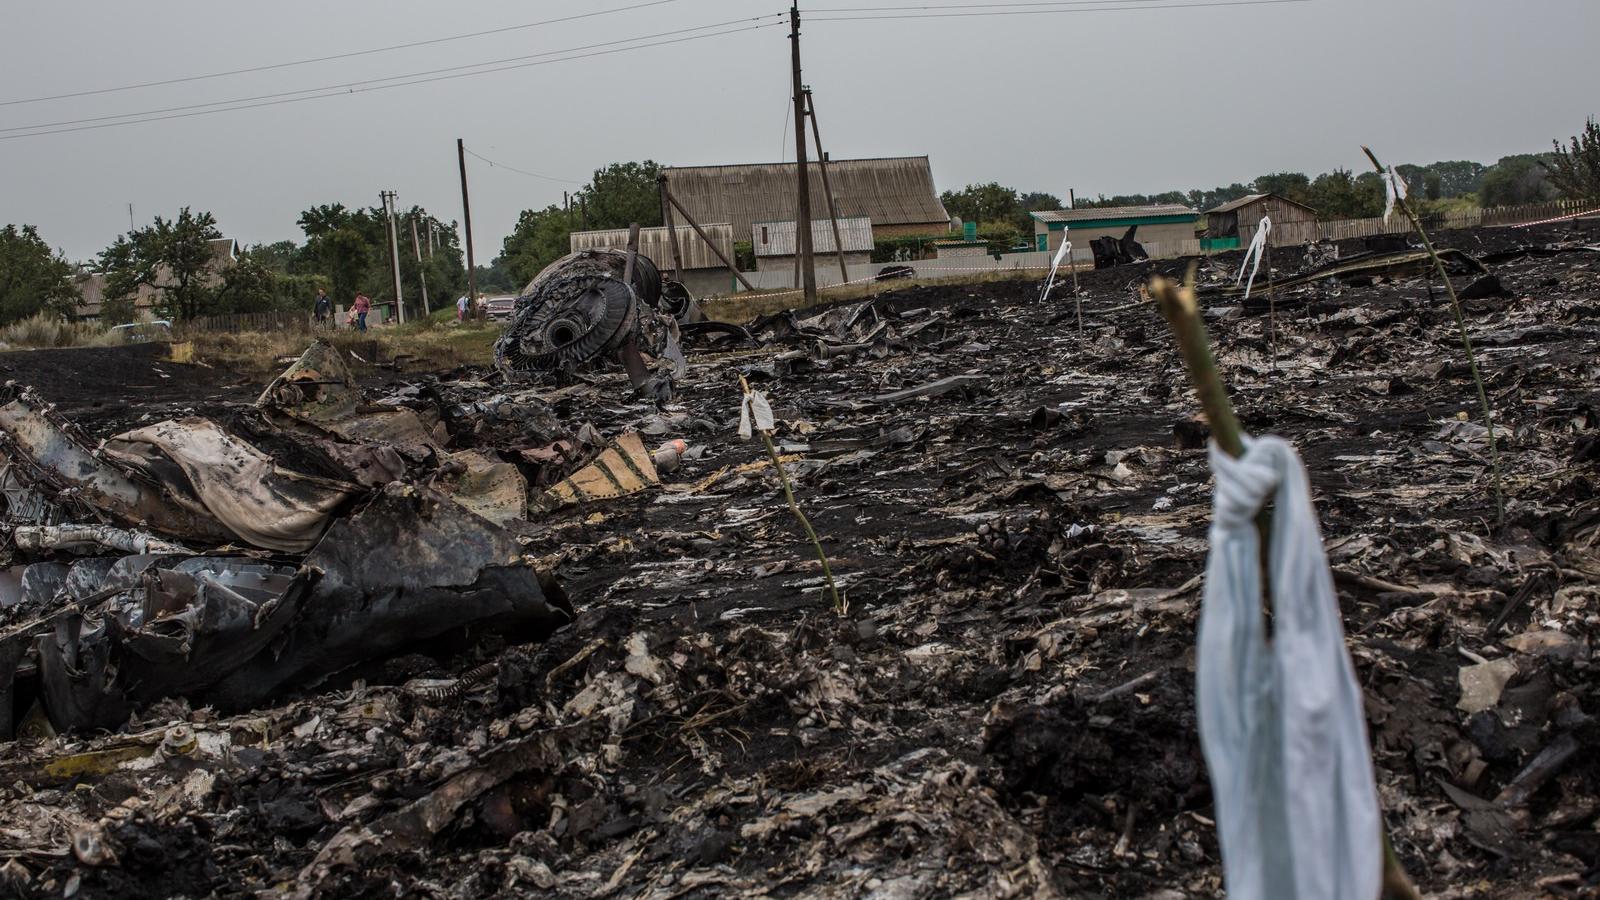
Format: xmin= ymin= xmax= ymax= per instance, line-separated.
xmin=0 ymin=0 xmax=689 ymax=108
xmin=810 ymin=0 xmax=1197 ymax=9
xmin=809 ymin=0 xmax=1310 ymax=19
xmin=463 ymin=148 xmax=584 ymax=185
xmin=1 ymin=14 xmax=787 ymax=135
xmin=0 ymin=21 xmax=786 ymax=141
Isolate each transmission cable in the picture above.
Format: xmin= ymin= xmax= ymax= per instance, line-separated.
xmin=0 ymin=0 xmax=689 ymax=108
xmin=810 ymin=0 xmax=1310 ymax=19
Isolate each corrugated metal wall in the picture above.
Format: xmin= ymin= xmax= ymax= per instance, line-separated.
xmin=569 ymin=224 xmax=735 ymax=271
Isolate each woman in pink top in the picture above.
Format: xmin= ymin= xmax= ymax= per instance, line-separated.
xmin=352 ymin=293 xmax=372 ymax=332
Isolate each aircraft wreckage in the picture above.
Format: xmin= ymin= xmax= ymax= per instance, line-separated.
xmin=492 ymin=246 xmax=747 ymax=392
xmin=0 ymin=337 xmax=699 ymax=737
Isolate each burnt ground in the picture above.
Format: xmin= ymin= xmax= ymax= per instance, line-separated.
xmin=3 ymin=220 xmax=1600 ymax=897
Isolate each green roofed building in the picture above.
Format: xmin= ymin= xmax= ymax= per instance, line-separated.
xmin=1029 ymin=204 xmax=1200 ymax=254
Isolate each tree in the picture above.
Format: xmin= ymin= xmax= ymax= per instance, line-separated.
xmin=298 ymin=203 xmax=374 ymax=304
xmin=1302 ymin=169 xmax=1382 ymax=219
xmin=1426 ymin=160 xmax=1487 ymax=198
xmin=1251 ymin=172 xmax=1312 ymax=205
xmin=1018 ymin=191 xmax=1063 ymax=212
xmin=98 ymin=208 xmax=224 ymax=321
xmin=580 ymin=161 xmax=664 ymax=230
xmin=500 ymin=205 xmax=572 ymax=286
xmin=1549 ymin=117 xmax=1600 ymax=203
xmin=940 ymin=183 xmax=1020 ymax=227
xmin=1480 ymin=154 xmax=1555 ymax=206
xmin=500 ymin=160 xmax=668 ymax=286
xmin=0 ymin=224 xmax=80 ymax=325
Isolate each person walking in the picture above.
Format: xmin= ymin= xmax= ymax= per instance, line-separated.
xmin=313 ymin=288 xmax=332 ymax=327
xmin=352 ymin=292 xmax=372 ymax=332
xmin=456 ymin=294 xmax=468 ymax=322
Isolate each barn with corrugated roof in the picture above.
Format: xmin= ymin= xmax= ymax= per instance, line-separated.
xmin=568 ymin=223 xmax=739 ymax=297
xmin=660 ymin=156 xmax=951 ymax=241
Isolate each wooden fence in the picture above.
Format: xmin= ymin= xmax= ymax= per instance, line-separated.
xmin=176 ymin=309 xmax=314 ymax=336
xmin=1239 ymin=200 xmax=1590 ymax=248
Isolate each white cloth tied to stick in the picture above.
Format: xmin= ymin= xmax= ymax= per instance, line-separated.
xmin=737 ymin=390 xmax=774 ymax=439
xmin=1198 ymin=435 xmax=1381 ymax=900
xmin=1039 ymin=235 xmax=1073 ymax=302
xmin=1237 ymin=216 xmax=1271 ymax=303
xmin=1383 ymin=165 xmax=1408 ymax=220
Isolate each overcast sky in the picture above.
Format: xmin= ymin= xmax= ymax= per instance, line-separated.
xmin=2 ymin=0 xmax=1594 ymax=263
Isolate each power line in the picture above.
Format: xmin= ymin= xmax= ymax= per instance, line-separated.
xmin=0 ymin=21 xmax=786 ymax=141
xmin=811 ymin=0 xmax=1197 ymax=9
xmin=810 ymin=0 xmax=1310 ymax=19
xmin=1 ymin=14 xmax=787 ymax=135
xmin=0 ymin=0 xmax=689 ymax=108
xmin=463 ymin=148 xmax=585 ymax=185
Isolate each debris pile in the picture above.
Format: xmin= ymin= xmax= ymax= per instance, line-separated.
xmin=1 ymin=220 xmax=1599 ymax=896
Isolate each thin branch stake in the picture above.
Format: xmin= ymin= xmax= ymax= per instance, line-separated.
xmin=1150 ymin=270 xmax=1422 ymax=900
xmin=738 ymin=375 xmax=846 ymax=616
xmin=1363 ymin=145 xmax=1505 ymax=528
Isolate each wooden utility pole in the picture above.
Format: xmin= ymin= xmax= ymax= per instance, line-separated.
xmin=664 ymin=189 xmax=756 ymax=291
xmin=409 ymin=216 xmax=431 ymax=316
xmin=456 ymin=139 xmax=480 ymax=319
xmin=804 ymin=89 xmax=849 ymax=285
xmin=565 ymin=191 xmax=572 ymax=229
xmin=789 ymin=5 xmax=816 ymax=304
xmin=658 ymin=175 xmax=685 ymax=282
xmin=380 ymin=190 xmax=405 ymax=324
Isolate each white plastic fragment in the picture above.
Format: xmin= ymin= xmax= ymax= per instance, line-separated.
xmin=738 ymin=390 xmax=774 ymax=440
xmin=1039 ymin=233 xmax=1073 ymax=302
xmin=1382 ymin=165 xmax=1408 ymax=220
xmin=1197 ymin=435 xmax=1381 ymax=900
xmin=1237 ymin=216 xmax=1271 ymax=303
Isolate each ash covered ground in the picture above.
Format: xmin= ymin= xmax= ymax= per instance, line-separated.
xmin=3 ymin=221 xmax=1600 ymax=898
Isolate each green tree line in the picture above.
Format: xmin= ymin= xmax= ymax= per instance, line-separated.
xmin=1 ymin=203 xmax=467 ymax=327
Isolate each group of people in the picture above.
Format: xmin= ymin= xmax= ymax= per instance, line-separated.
xmin=312 ymin=288 xmax=472 ymax=331
xmin=312 ymin=288 xmax=374 ymax=332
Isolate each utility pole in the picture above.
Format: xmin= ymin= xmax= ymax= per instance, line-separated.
xmin=658 ymin=175 xmax=684 ymax=282
xmin=380 ymin=190 xmax=405 ymax=324
xmin=128 ymin=203 xmax=135 ymax=232
xmin=789 ymin=5 xmax=816 ymax=305
xmin=409 ymin=216 xmax=431 ymax=316
xmin=804 ymin=89 xmax=849 ymax=285
xmin=457 ymin=139 xmax=480 ymax=319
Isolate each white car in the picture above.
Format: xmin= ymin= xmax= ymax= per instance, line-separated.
xmin=109 ymin=320 xmax=174 ymax=342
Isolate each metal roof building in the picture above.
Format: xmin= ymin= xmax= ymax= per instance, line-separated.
xmin=1029 ymin=204 xmax=1200 ymax=254
xmin=751 ymin=216 xmax=875 ymax=273
xmin=752 ymin=216 xmax=873 ymax=257
xmin=662 ymin=156 xmax=951 ymax=240
xmin=568 ymin=223 xmax=738 ymax=296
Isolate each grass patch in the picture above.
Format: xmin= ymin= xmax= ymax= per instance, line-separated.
xmin=0 ymin=313 xmax=122 ymax=349
xmin=189 ymin=320 xmax=502 ymax=378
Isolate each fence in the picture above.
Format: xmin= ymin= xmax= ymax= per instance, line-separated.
xmin=177 ymin=309 xmax=314 ymax=336
xmin=1239 ymin=200 xmax=1588 ymax=248
xmin=713 ymin=199 xmax=1597 ymax=297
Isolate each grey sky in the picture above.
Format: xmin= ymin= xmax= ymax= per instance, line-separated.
xmin=3 ymin=0 xmax=1594 ymax=264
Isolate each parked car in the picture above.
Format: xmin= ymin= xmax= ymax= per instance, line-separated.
xmin=484 ymin=296 xmax=520 ymax=321
xmin=109 ymin=320 xmax=173 ymax=343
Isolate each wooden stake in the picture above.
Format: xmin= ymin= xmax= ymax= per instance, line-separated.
xmin=804 ymin=89 xmax=849 ymax=286
xmin=789 ymin=6 xmax=816 ymax=305
xmin=739 ymin=375 xmax=844 ymax=615
xmin=1363 ymin=145 xmax=1504 ymax=528
xmin=1150 ymin=269 xmax=1423 ymax=900
xmin=658 ymin=175 xmax=684 ymax=283
xmin=666 ymin=190 xmax=755 ymax=291
xmin=456 ymin=139 xmax=480 ymax=319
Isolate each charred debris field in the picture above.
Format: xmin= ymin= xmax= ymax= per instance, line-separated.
xmin=2 ymin=221 xmax=1600 ymax=898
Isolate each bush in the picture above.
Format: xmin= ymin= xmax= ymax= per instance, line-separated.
xmin=0 ymin=313 xmax=119 ymax=349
